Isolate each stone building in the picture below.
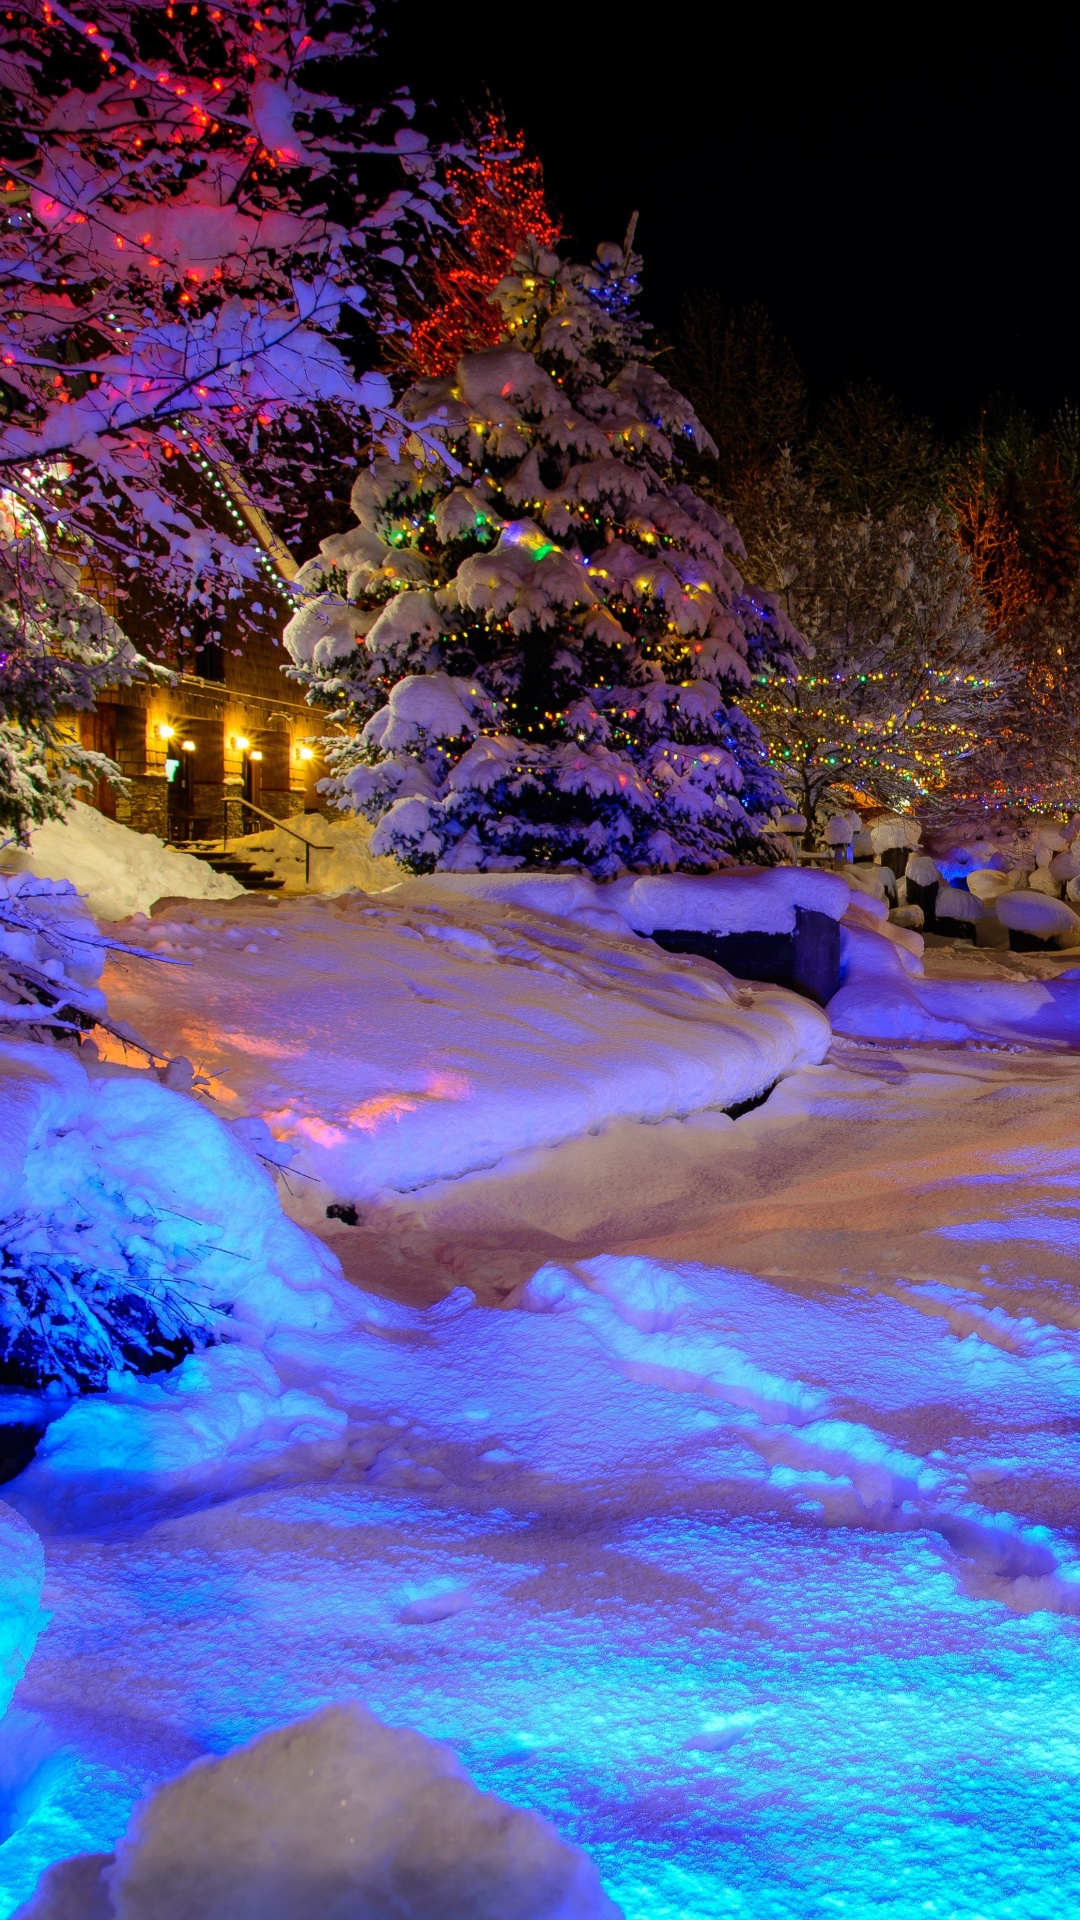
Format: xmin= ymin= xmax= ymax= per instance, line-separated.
xmin=77 ymin=625 xmax=329 ymax=843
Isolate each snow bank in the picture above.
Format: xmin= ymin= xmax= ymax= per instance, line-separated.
xmin=1 ymin=802 xmax=243 ymax=920
xmin=397 ymin=865 xmax=851 ymax=938
xmin=0 ymin=1038 xmax=344 ymax=1393
xmin=0 ymin=1501 xmax=44 ymax=1720
xmin=101 ymin=894 xmax=831 ymax=1217
xmin=228 ymin=810 xmax=400 ymax=895
xmin=827 ymin=919 xmax=1080 ymax=1048
xmin=16 ymin=1704 xmax=620 ymax=1919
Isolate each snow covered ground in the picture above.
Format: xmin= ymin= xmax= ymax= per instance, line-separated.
xmin=96 ymin=892 xmax=829 ymax=1250
xmin=5 ymin=873 xmax=1080 ymax=1916
xmin=4 ymin=1044 xmax=1080 ymax=1916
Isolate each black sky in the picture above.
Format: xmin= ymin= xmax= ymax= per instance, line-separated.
xmin=375 ymin=5 xmax=1079 ymax=437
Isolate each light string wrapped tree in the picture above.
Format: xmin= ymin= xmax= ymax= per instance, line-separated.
xmin=0 ymin=486 xmax=153 ymax=837
xmin=737 ymin=456 xmax=1010 ymax=833
xmin=0 ymin=0 xmax=454 ymax=654
xmin=285 ymin=232 xmax=799 ymax=875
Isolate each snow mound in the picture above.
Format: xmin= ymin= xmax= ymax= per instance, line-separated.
xmin=396 ymin=865 xmax=851 ymax=938
xmin=33 ymin=1344 xmax=346 ymax=1481
xmin=100 ymin=894 xmax=831 ymax=1216
xmin=0 ymin=1038 xmax=343 ymax=1392
xmin=229 ymin=810 xmax=399 ymax=896
xmin=827 ymin=918 xmax=1080 ymax=1048
xmin=1 ymin=803 xmax=244 ymax=920
xmin=16 ymin=1704 xmax=621 ymax=1920
xmin=0 ymin=1501 xmax=45 ymax=1720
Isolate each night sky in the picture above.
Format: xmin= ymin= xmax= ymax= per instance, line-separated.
xmin=376 ymin=9 xmax=1077 ymax=436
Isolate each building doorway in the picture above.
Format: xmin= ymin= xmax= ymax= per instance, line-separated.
xmin=243 ymin=746 xmax=262 ymax=813
xmin=78 ymin=706 xmax=117 ymax=818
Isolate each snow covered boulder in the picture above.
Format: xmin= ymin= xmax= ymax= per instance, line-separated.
xmin=0 ymin=1500 xmax=45 ymax=1718
xmin=996 ymin=892 xmax=1080 ymax=952
xmin=15 ymin=1704 xmax=621 ymax=1920
xmin=396 ymin=868 xmax=848 ymax=1006
xmin=0 ymin=802 xmax=243 ymax=920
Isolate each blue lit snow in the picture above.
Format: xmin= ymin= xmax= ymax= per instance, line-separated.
xmin=5 ymin=1042 xmax=1080 ymax=1915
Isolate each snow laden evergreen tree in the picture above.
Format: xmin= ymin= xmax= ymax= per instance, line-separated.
xmin=285 ymin=235 xmax=798 ymax=875
xmin=0 ymin=0 xmax=452 ymax=640
xmin=738 ymin=456 xmax=1012 ymax=831
xmin=1 ymin=492 xmax=148 ymax=838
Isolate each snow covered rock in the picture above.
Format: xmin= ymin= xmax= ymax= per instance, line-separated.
xmin=0 ymin=1500 xmax=44 ymax=1719
xmin=611 ymin=867 xmax=850 ymax=937
xmin=1 ymin=803 xmax=243 ymax=920
xmin=16 ymin=1704 xmax=621 ymax=1920
xmin=965 ymin=868 xmax=1011 ymax=902
xmin=846 ymin=863 xmax=894 ymax=902
xmin=934 ymin=885 xmax=983 ymax=941
xmin=397 ymin=865 xmax=851 ymax=940
xmin=1029 ymin=867 xmax=1063 ymax=898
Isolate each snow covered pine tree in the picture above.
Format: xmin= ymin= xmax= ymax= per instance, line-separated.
xmin=285 ymin=235 xmax=799 ymax=875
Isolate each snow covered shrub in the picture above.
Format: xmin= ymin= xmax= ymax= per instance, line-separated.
xmin=0 ymin=1029 xmax=227 ymax=1393
xmin=0 ymin=873 xmax=111 ymax=1039
xmin=17 ymin=1703 xmax=622 ymax=1919
xmin=0 ymin=1030 xmax=336 ymax=1397
xmin=286 ymin=235 xmax=798 ymax=876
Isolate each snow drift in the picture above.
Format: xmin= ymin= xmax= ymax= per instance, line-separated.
xmin=1 ymin=803 xmax=243 ymax=921
xmin=100 ymin=892 xmax=831 ymax=1219
xmin=15 ymin=1704 xmax=621 ymax=1920
xmin=0 ymin=1501 xmax=44 ymax=1721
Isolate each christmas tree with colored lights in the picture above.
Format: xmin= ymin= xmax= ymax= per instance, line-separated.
xmin=406 ymin=113 xmax=562 ymax=379
xmin=284 ymin=231 xmax=798 ymax=875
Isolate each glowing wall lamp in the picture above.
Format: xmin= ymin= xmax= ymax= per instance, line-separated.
xmin=180 ymin=739 xmax=196 ymax=753
xmin=248 ymin=749 xmax=263 ymax=762
xmin=233 ymin=735 xmax=250 ymax=752
xmin=157 ymin=723 xmax=175 ymax=741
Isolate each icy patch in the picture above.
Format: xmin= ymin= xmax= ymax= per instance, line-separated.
xmin=14 ymin=1705 xmax=621 ymax=1920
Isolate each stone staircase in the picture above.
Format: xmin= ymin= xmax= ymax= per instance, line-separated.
xmin=181 ymin=842 xmax=284 ymax=891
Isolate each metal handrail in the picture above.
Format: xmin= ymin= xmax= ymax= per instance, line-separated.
xmin=223 ymin=798 xmax=332 ymax=887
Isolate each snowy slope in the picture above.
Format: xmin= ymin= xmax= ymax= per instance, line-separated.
xmin=0 ymin=803 xmax=243 ymax=920
xmin=227 ymin=811 xmax=400 ymax=895
xmin=99 ymin=894 xmax=830 ymax=1221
